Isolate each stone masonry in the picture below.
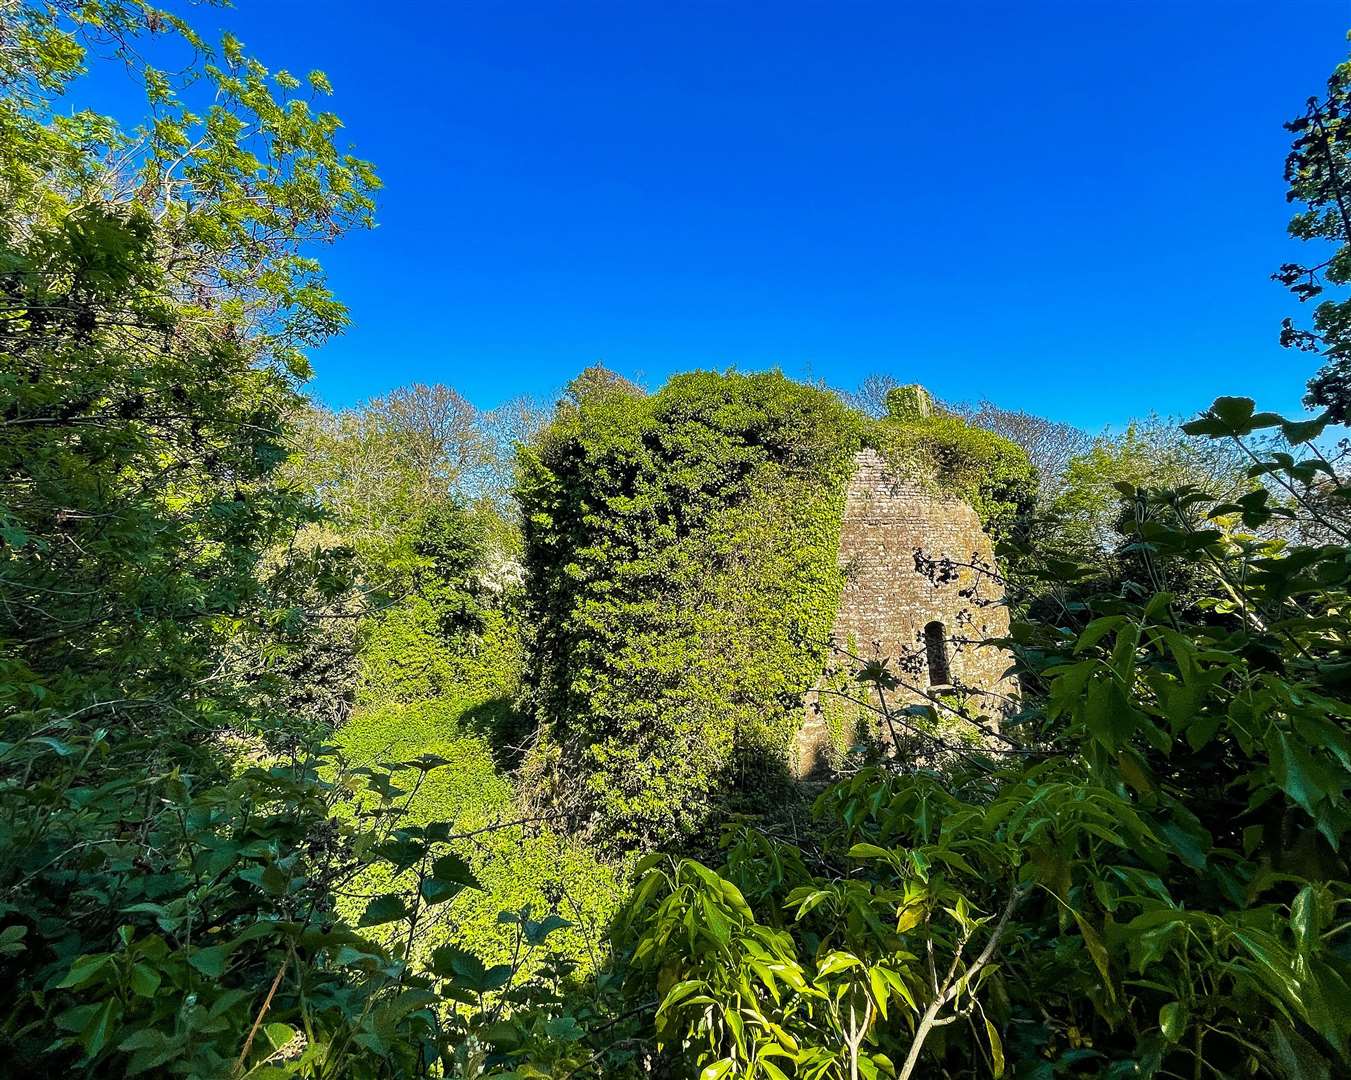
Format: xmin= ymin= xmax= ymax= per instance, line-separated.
xmin=797 ymin=448 xmax=1016 ymax=774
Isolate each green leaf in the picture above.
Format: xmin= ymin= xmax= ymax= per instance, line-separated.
xmin=55 ymin=953 xmax=112 ymax=989
xmin=1290 ymin=885 xmax=1319 ymax=954
xmin=1075 ymin=616 xmax=1125 ymax=654
xmin=358 ymin=893 xmax=410 ymax=928
xmin=419 ymin=877 xmax=463 ymax=906
xmin=370 ymin=836 xmax=427 ymax=874
xmin=1072 ymin=913 xmax=1115 ymax=1002
xmin=431 ymin=852 xmax=482 ymax=891
xmin=1212 ymin=397 xmax=1256 ymax=428
xmin=1268 ymin=1023 xmax=1333 ymax=1080
xmin=187 ymin=943 xmax=232 ymax=978
xmin=868 ymin=966 xmax=890 ymax=1020
xmin=1159 ymin=1001 xmax=1187 ymax=1043
xmin=128 ymin=962 xmax=161 ymax=998
xmin=429 ymin=942 xmax=510 ymax=992
xmin=262 ymin=1022 xmax=296 ymax=1052
xmin=896 ymin=904 xmax=925 ymax=933
xmin=1281 ymin=413 xmax=1330 ymax=444
xmin=523 ymin=914 xmax=572 ymax=945
xmin=80 ymin=998 xmax=122 ymax=1058
xmin=985 ymin=1017 xmax=1006 ymax=1077
xmin=815 ymin=950 xmax=862 ymax=977
xmin=0 ymin=924 xmax=26 ymax=958
xmin=1270 ymin=729 xmax=1330 ymax=816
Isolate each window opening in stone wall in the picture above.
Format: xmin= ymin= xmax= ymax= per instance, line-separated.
xmin=924 ymin=621 xmax=950 ymax=686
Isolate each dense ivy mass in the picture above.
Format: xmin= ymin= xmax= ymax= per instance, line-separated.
xmin=517 ymin=370 xmax=865 ymax=851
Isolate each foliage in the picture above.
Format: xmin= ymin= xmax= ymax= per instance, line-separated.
xmin=840 ymin=372 xmax=906 ymax=419
xmin=883 ymin=384 xmax=935 ymax=424
xmin=951 ymin=400 xmax=1092 ymax=508
xmin=517 ymin=369 xmax=865 ymax=852
xmin=606 ymin=391 xmax=1351 ymax=1079
xmin=8 ymin=6 xmax=1351 ymax=1079
xmin=332 ymin=701 xmax=619 ymax=986
xmin=0 ymin=728 xmax=589 ymax=1076
xmin=869 ymin=403 xmax=1038 ymax=540
xmin=0 ymin=6 xmax=579 ymax=1076
xmin=284 ymin=384 xmax=546 ymax=567
xmin=1049 ymin=416 xmax=1264 ymax=557
xmin=0 ymin=1 xmax=384 ymax=1062
xmin=592 ymin=51 xmax=1351 ymax=1079
xmin=1277 ymin=44 xmax=1351 ymax=422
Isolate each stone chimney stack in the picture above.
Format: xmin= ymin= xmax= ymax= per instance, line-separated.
xmin=884 ymin=384 xmax=934 ymax=422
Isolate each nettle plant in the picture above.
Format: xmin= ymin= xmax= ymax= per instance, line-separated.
xmin=0 ymin=731 xmax=583 ymax=1078
xmin=606 ymin=394 xmax=1351 ymax=1080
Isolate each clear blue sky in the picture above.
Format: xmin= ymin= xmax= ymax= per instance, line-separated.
xmin=97 ymin=2 xmax=1351 ymax=428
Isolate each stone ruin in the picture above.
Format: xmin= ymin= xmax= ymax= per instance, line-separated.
xmin=796 ymin=422 xmax=1017 ymax=775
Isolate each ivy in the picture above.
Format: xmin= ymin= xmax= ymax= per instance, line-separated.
xmin=517 ymin=370 xmax=866 ymax=851
xmin=869 ymin=394 xmax=1038 ymax=540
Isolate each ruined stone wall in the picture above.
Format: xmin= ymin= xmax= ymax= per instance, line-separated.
xmin=798 ymin=448 xmax=1016 ymax=774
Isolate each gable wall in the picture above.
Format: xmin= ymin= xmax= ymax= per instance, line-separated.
xmin=798 ymin=448 xmax=1015 ymax=773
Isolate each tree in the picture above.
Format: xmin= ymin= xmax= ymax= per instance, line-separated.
xmin=1050 ymin=415 xmax=1261 ymax=554
xmin=1277 ymin=51 xmax=1351 ymax=422
xmin=0 ymin=0 xmax=376 ymax=736
xmin=604 ymin=41 xmax=1351 ymax=1080
xmin=951 ymin=399 xmax=1092 ymax=505
xmin=841 ymin=372 xmax=906 ymax=418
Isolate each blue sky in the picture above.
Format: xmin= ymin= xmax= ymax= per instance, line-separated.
xmin=89 ymin=2 xmax=1351 ymax=429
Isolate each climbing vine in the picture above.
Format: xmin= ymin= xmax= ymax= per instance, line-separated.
xmin=516 ymin=370 xmax=865 ymax=851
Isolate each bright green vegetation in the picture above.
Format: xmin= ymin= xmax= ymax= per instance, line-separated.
xmin=871 ymin=402 xmax=1037 ymax=539
xmin=2 ymin=3 xmax=1350 ymax=1079
xmin=515 ymin=371 xmax=1033 ymax=854
xmin=517 ymin=369 xmax=864 ymax=852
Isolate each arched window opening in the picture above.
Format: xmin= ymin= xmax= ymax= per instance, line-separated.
xmin=924 ymin=621 xmax=950 ymax=686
